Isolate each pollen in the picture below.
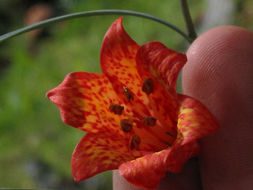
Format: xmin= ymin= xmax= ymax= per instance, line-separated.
xmin=109 ymin=103 xmax=124 ymax=115
xmin=123 ymin=86 xmax=134 ymax=102
xmin=142 ymin=78 xmax=154 ymax=95
xmin=130 ymin=135 xmax=141 ymax=150
xmin=142 ymin=116 xmax=157 ymax=126
xmin=120 ymin=119 xmax=133 ymax=132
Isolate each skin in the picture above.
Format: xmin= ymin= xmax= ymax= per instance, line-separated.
xmin=113 ymin=26 xmax=253 ymax=190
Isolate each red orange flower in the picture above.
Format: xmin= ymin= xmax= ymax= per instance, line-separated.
xmin=47 ymin=17 xmax=219 ymax=189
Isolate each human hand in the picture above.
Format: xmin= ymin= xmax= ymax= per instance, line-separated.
xmin=113 ymin=26 xmax=253 ymax=190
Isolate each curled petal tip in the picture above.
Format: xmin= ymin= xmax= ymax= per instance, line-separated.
xmin=73 ymin=176 xmax=82 ymax=183
xmin=177 ymin=94 xmax=220 ymax=145
xmin=46 ymin=89 xmax=54 ymax=100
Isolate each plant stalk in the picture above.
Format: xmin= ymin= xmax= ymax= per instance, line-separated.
xmin=180 ymin=0 xmax=197 ymax=42
xmin=0 ymin=9 xmax=191 ymax=43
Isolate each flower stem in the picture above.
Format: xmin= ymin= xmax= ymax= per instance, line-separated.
xmin=0 ymin=9 xmax=191 ymax=43
xmin=180 ymin=0 xmax=197 ymax=42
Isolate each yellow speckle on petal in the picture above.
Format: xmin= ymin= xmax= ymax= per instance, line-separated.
xmin=87 ymin=115 xmax=97 ymax=122
xmin=180 ymin=108 xmax=193 ymax=114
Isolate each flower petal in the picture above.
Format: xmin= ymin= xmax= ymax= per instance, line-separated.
xmin=166 ymin=141 xmax=200 ymax=173
xmin=136 ymin=41 xmax=187 ymax=92
xmin=72 ymin=132 xmax=135 ymax=182
xmin=136 ymin=42 xmax=186 ymax=132
xmin=176 ymin=94 xmax=220 ymax=145
xmin=100 ymin=17 xmax=146 ymax=101
xmin=119 ymin=141 xmax=200 ymax=189
xmin=100 ymin=17 xmax=168 ymax=146
xmin=119 ymin=149 xmax=169 ymax=189
xmin=47 ymin=72 xmax=127 ymax=134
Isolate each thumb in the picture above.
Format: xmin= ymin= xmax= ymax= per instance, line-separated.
xmin=183 ymin=26 xmax=253 ymax=190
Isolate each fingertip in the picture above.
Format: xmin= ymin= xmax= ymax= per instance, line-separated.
xmin=187 ymin=25 xmax=253 ymax=60
xmin=183 ymin=25 xmax=253 ymax=116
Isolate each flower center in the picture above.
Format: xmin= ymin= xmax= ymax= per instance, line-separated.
xmin=123 ymin=86 xmax=134 ymax=102
xmin=108 ymin=78 xmax=177 ymax=151
xmin=130 ymin=135 xmax=141 ymax=150
xmin=120 ymin=119 xmax=133 ymax=132
xmin=142 ymin=116 xmax=156 ymax=126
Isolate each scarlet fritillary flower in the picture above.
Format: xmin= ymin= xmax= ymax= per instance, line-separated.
xmin=47 ymin=17 xmax=219 ymax=189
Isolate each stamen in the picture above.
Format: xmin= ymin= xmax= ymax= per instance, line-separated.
xmin=130 ymin=135 xmax=141 ymax=150
xmin=120 ymin=119 xmax=133 ymax=132
xmin=123 ymin=86 xmax=134 ymax=102
xmin=109 ymin=103 xmax=124 ymax=115
xmin=142 ymin=78 xmax=154 ymax=95
xmin=142 ymin=116 xmax=156 ymax=126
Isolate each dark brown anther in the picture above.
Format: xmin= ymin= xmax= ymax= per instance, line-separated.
xmin=123 ymin=86 xmax=134 ymax=102
xmin=109 ymin=104 xmax=124 ymax=115
xmin=142 ymin=78 xmax=154 ymax=95
xmin=142 ymin=116 xmax=157 ymax=126
xmin=130 ymin=135 xmax=141 ymax=150
xmin=120 ymin=119 xmax=133 ymax=132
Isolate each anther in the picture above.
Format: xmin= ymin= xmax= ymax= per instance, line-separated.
xmin=109 ymin=104 xmax=124 ymax=115
xmin=130 ymin=135 xmax=141 ymax=150
xmin=120 ymin=119 xmax=133 ymax=132
xmin=142 ymin=78 xmax=154 ymax=95
xmin=142 ymin=116 xmax=157 ymax=126
xmin=123 ymin=86 xmax=134 ymax=102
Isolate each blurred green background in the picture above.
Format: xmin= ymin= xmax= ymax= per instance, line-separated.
xmin=0 ymin=0 xmax=252 ymax=189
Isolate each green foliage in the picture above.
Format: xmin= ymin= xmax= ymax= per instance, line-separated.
xmin=234 ymin=0 xmax=253 ymax=30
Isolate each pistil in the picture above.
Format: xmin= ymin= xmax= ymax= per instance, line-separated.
xmin=123 ymin=86 xmax=134 ymax=102
xmin=130 ymin=135 xmax=141 ymax=150
xmin=142 ymin=116 xmax=156 ymax=126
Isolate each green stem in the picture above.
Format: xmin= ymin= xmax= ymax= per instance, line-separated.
xmin=0 ymin=9 xmax=191 ymax=43
xmin=180 ymin=0 xmax=197 ymax=42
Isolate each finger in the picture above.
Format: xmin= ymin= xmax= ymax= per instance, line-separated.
xmin=113 ymin=170 xmax=142 ymax=190
xmin=183 ymin=26 xmax=253 ymax=190
xmin=157 ymin=158 xmax=201 ymax=190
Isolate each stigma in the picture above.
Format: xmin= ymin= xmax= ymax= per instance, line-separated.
xmin=123 ymin=86 xmax=134 ymax=102
xmin=130 ymin=135 xmax=141 ymax=150
xmin=142 ymin=116 xmax=156 ymax=126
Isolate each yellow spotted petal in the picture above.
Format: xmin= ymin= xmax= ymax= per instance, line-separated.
xmin=47 ymin=72 xmax=130 ymax=135
xmin=72 ymin=132 xmax=135 ymax=182
xmin=176 ymin=94 xmax=220 ymax=145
